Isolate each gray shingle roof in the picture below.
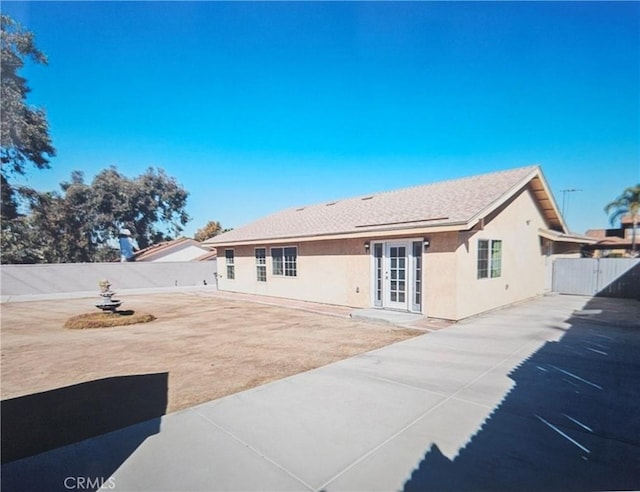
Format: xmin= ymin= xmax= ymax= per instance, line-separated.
xmin=206 ymin=166 xmax=542 ymax=245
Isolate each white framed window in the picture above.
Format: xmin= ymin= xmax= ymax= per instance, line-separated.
xmin=271 ymin=246 xmax=297 ymax=277
xmin=412 ymin=241 xmax=422 ymax=311
xmin=255 ymin=248 xmax=266 ymax=282
xmin=373 ymin=243 xmax=383 ymax=307
xmin=477 ymin=240 xmax=502 ymax=279
xmin=225 ymin=249 xmax=235 ymax=280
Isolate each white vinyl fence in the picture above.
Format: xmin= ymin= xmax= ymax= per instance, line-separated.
xmin=552 ymin=258 xmax=640 ymax=299
xmin=1 ymin=261 xmax=217 ymax=298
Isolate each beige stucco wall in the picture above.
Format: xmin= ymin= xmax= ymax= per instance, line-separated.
xmin=453 ymin=186 xmax=548 ymax=320
xmin=218 ymin=232 xmax=461 ymax=316
xmin=217 ymin=239 xmax=372 ymax=308
xmin=422 ymin=232 xmax=459 ymax=319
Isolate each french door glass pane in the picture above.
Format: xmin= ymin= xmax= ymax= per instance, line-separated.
xmin=388 ymin=244 xmax=407 ymax=305
xmin=375 ymin=243 xmax=383 ymax=305
xmin=413 ymin=241 xmax=422 ymax=309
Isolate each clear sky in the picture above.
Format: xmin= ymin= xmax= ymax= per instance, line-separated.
xmin=4 ymin=1 xmax=639 ymax=237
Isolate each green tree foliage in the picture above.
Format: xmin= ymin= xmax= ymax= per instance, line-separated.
xmin=0 ymin=14 xmax=55 ymax=178
xmin=604 ymin=184 xmax=640 ymax=253
xmin=1 ymin=14 xmax=56 ymax=262
xmin=194 ymin=220 xmax=223 ymax=242
xmin=90 ymin=167 xmax=190 ymax=249
xmin=2 ymin=167 xmax=190 ymax=263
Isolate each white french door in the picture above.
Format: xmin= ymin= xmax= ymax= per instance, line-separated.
xmin=384 ymin=242 xmax=409 ymax=310
xmin=372 ymin=239 xmax=423 ymax=313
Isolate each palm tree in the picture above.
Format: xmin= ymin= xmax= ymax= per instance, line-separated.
xmin=604 ymin=184 xmax=640 ymax=255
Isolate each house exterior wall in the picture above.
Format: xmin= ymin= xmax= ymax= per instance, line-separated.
xmin=217 ymin=239 xmax=372 ymax=307
xmin=453 ymin=186 xmax=548 ymax=320
xmin=422 ymin=232 xmax=459 ymax=319
xmin=217 ymin=233 xmax=461 ymax=316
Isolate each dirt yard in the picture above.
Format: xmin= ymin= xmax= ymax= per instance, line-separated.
xmin=1 ymin=292 xmax=422 ymax=413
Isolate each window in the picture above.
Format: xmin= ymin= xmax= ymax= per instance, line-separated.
xmin=272 ymin=248 xmax=283 ymax=275
xmin=490 ymin=240 xmax=502 ymax=278
xmin=412 ymin=241 xmax=422 ymax=309
xmin=284 ymin=247 xmax=297 ymax=276
xmin=225 ymin=249 xmax=235 ymax=280
xmin=271 ymin=246 xmax=297 ymax=277
xmin=477 ymin=240 xmax=502 ymax=279
xmin=255 ymin=248 xmax=266 ymax=282
xmin=374 ymin=243 xmax=383 ymax=307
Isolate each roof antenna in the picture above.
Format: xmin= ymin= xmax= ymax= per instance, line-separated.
xmin=560 ymin=188 xmax=582 ymax=220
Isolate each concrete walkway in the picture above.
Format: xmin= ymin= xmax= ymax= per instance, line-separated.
xmin=2 ymin=294 xmax=639 ymax=491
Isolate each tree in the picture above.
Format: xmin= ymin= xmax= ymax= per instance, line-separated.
xmin=90 ymin=166 xmax=190 ymax=249
xmin=1 ymin=167 xmax=190 ymax=263
xmin=1 ymin=14 xmax=55 ymax=263
xmin=194 ymin=220 xmax=223 ymax=242
xmin=604 ymin=184 xmax=640 ymax=254
xmin=1 ymin=14 xmax=55 ymax=178
xmin=18 ymin=171 xmax=104 ymax=263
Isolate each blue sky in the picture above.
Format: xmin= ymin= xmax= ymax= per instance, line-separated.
xmin=4 ymin=1 xmax=639 ymax=236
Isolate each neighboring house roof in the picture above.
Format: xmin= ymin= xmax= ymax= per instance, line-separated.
xmin=585 ymin=229 xmax=607 ymax=239
xmin=205 ymin=166 xmax=566 ymax=247
xmin=193 ymin=249 xmax=218 ymax=261
xmin=594 ymin=237 xmax=634 ymax=246
xmin=590 ymin=236 xmax=633 ymax=249
xmin=589 ymin=237 xmax=637 ymax=251
xmin=538 ymin=228 xmax=597 ymax=245
xmin=621 ymin=214 xmax=638 ymax=225
xmin=585 ymin=227 xmax=627 ymax=240
xmin=583 ymin=225 xmax=637 ymax=250
xmin=134 ymin=238 xmax=214 ymax=262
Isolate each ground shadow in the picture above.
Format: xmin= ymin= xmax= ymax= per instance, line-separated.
xmin=404 ymin=297 xmax=640 ymax=491
xmin=115 ymin=309 xmax=135 ymax=316
xmin=596 ymin=261 xmax=640 ymax=299
xmin=1 ymin=373 xmax=168 ymax=491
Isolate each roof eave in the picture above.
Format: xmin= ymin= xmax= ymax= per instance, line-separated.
xmin=205 ymin=221 xmax=472 ymax=247
xmin=468 ymin=166 xmax=568 ymax=233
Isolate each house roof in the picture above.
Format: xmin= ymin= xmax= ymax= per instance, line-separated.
xmin=134 ymin=238 xmax=213 ymax=262
xmin=205 ymin=165 xmax=566 ymax=246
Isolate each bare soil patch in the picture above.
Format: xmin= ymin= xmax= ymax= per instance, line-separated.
xmin=1 ymin=292 xmax=423 ymax=413
xmin=64 ymin=311 xmax=156 ymax=329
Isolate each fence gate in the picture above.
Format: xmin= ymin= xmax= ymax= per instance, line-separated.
xmin=552 ymin=258 xmax=640 ymax=299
